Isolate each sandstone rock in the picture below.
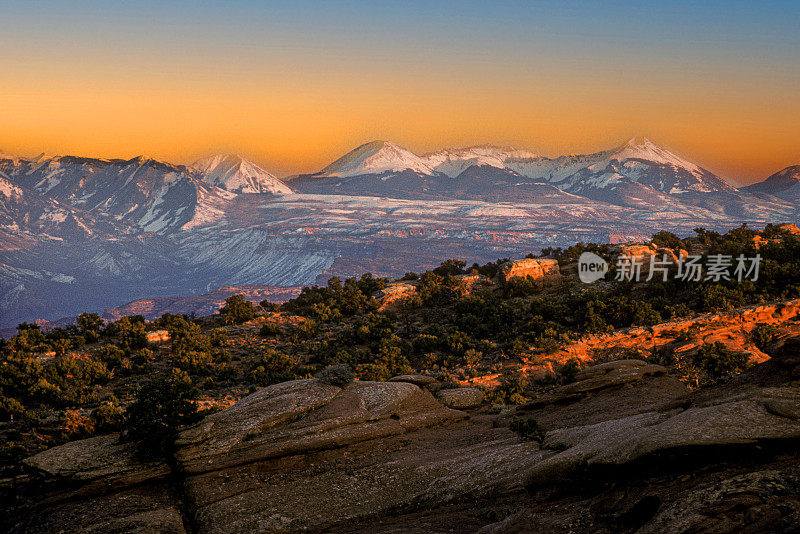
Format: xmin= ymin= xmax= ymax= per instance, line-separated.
xmin=23 ymin=434 xmax=170 ymax=488
xmin=614 ymin=243 xmax=681 ymax=272
xmin=374 ymin=282 xmax=417 ymax=311
xmin=638 ymin=467 xmax=800 ymax=533
xmin=779 ymin=223 xmax=800 ymax=235
xmin=497 ymin=258 xmax=561 ymax=285
xmin=526 ymin=387 xmax=800 ymax=487
xmin=523 ymin=360 xmax=667 ymax=408
xmin=185 ymin=421 xmax=552 ymax=534
xmin=145 ymin=329 xmax=170 ymax=343
xmin=389 ymin=374 xmax=438 ymax=387
xmin=437 ymin=387 xmax=484 ymax=409
xmin=175 ymin=379 xmax=466 ymax=473
xmin=572 ymin=359 xmax=647 ymax=381
xmin=10 ymin=485 xmax=187 ymax=534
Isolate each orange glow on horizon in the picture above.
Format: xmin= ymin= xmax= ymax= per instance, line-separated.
xmin=2 ymin=32 xmax=798 ymax=185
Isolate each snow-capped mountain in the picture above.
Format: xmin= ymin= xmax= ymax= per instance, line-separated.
xmin=551 ymin=137 xmax=736 ymax=196
xmin=0 ymin=155 xmax=236 ymax=233
xmin=192 ymin=154 xmax=292 ymax=195
xmin=1 ymin=139 xmax=797 ymax=329
xmin=318 ymin=141 xmax=434 ymax=178
xmin=423 ymin=145 xmax=539 ymax=178
xmin=292 ymin=137 xmax=742 ymax=208
xmin=744 ymin=165 xmax=800 ymax=200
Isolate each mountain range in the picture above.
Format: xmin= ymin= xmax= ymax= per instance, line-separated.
xmin=0 ymin=138 xmax=797 ymax=327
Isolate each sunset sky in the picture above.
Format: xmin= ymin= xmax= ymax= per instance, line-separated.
xmin=1 ymin=1 xmax=798 ymax=184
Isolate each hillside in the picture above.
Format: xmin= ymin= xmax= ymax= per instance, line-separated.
xmin=2 ymin=224 xmax=800 ymax=532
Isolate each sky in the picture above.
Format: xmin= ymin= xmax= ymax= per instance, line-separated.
xmin=1 ymin=0 xmax=798 ymax=184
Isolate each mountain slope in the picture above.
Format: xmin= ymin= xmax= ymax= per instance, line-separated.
xmin=423 ymin=145 xmax=539 ymax=178
xmin=0 ymin=155 xmax=235 ymax=233
xmin=552 ymin=137 xmax=737 ymax=195
xmin=192 ymin=154 xmax=292 ymax=194
xmin=744 ymin=165 xmax=800 ymax=201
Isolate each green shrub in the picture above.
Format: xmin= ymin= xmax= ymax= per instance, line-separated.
xmin=260 ymin=323 xmax=281 ymax=337
xmin=750 ymin=324 xmax=780 ymax=351
xmin=693 ymin=342 xmax=750 ymax=385
xmin=124 ymin=369 xmax=201 ymax=459
xmin=560 ymin=358 xmax=582 ymax=383
xmin=92 ymin=401 xmax=124 ymax=432
xmin=248 ymin=349 xmax=299 ymax=386
xmin=220 ymin=294 xmax=257 ymax=324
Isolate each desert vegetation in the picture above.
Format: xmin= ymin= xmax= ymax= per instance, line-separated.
xmin=1 ymin=223 xmax=798 ymax=478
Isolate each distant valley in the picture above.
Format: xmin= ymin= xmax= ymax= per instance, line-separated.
xmin=1 ymin=138 xmax=798 ymax=327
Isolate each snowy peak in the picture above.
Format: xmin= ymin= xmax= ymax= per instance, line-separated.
xmin=192 ymin=154 xmax=292 ymax=195
xmin=423 ymin=145 xmax=539 ymax=178
xmin=589 ymin=136 xmax=737 ymax=194
xmin=606 ymin=136 xmax=701 ymax=172
xmin=319 ymin=141 xmax=434 ymax=178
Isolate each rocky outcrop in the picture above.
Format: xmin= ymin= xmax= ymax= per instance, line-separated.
xmin=526 ymin=386 xmax=800 ymax=487
xmin=522 ymin=359 xmax=669 ymax=408
xmin=613 ymin=243 xmax=684 ymax=270
xmin=497 ymin=258 xmax=560 ymax=285
xmin=436 ymin=387 xmax=484 ymax=409
xmin=23 ymin=434 xmax=170 ymax=490
xmin=373 ymin=282 xmax=417 ymax=311
xmin=13 ymin=349 xmax=800 ymax=533
xmin=15 ymin=435 xmax=184 ymax=533
xmin=175 ymin=379 xmax=466 ymax=473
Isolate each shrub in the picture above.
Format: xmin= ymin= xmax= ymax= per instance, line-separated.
xmin=61 ymin=409 xmax=94 ymax=439
xmin=92 ymin=401 xmax=124 ymax=432
xmin=260 ymin=323 xmax=281 ymax=337
xmin=750 ymin=324 xmax=780 ymax=351
xmin=220 ymin=294 xmax=257 ymax=324
xmin=110 ymin=317 xmax=148 ymax=349
xmin=0 ymin=392 xmax=26 ymax=421
xmin=248 ymin=349 xmax=299 ymax=386
xmin=560 ymin=358 xmax=582 ymax=383
xmin=487 ymin=372 xmax=529 ymax=405
xmin=693 ymin=342 xmax=750 ymax=385
xmin=77 ymin=313 xmax=104 ymax=342
xmin=355 ymin=363 xmax=391 ymax=382
xmin=316 ymin=364 xmax=354 ymax=387
xmin=259 ymin=300 xmax=281 ymax=312
xmin=124 ymin=370 xmax=201 ymax=459
xmin=509 ymin=416 xmax=545 ymax=443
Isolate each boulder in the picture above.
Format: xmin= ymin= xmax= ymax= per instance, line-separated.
xmin=497 ymin=258 xmax=561 ymax=285
xmin=638 ymin=467 xmax=800 ymax=533
xmin=9 ymin=484 xmax=187 ymax=534
xmin=175 ymin=379 xmax=466 ymax=474
xmin=146 ymin=329 xmax=170 ymax=343
xmin=437 ymin=387 xmax=484 ymax=409
xmin=389 ymin=374 xmax=438 ymax=387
